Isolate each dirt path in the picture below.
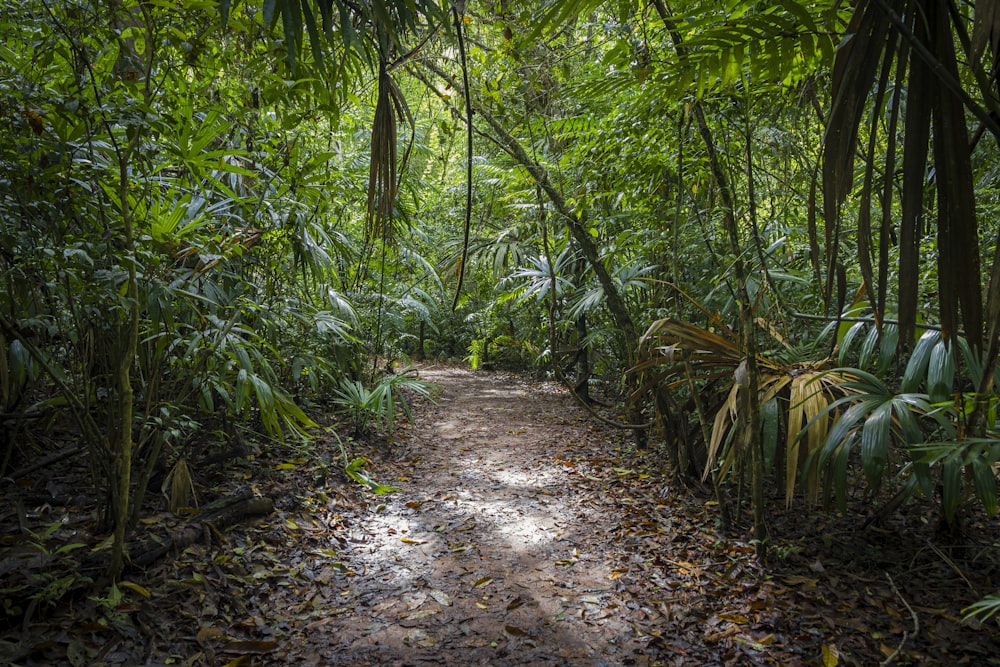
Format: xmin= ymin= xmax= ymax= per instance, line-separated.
xmin=298 ymin=366 xmax=645 ymax=665
xmin=4 ymin=365 xmax=996 ymax=665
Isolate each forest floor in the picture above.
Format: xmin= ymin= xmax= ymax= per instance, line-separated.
xmin=2 ymin=364 xmax=1000 ymax=665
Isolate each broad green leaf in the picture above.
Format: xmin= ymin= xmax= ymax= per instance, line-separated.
xmin=838 ymin=321 xmax=866 ymax=365
xmin=263 ymin=0 xmax=278 ymax=27
xmin=971 ymin=456 xmax=998 ymax=516
xmin=858 ymin=325 xmax=878 ymax=370
xmin=942 ymin=456 xmax=963 ymax=522
xmin=860 ymin=401 xmax=891 ymax=486
xmin=761 ymin=397 xmax=779 ymax=474
xmin=927 ymin=339 xmax=955 ymax=403
xmin=901 ymin=329 xmax=940 ymax=392
xmin=876 ymin=324 xmax=898 ymax=374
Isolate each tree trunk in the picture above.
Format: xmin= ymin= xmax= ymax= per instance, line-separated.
xmin=574 ymin=315 xmax=591 ymax=402
xmin=655 ymin=0 xmax=766 ymax=553
xmin=473 ymin=106 xmax=638 ymax=353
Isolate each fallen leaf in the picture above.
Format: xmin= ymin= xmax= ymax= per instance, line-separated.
xmin=401 ymin=538 xmax=425 ymax=545
xmin=429 ymin=589 xmax=452 ymax=606
xmin=196 ymin=626 xmax=225 ymax=645
xmin=781 ymin=575 xmax=818 ymax=587
xmin=220 ymin=640 xmax=279 ymax=654
xmin=506 ymin=596 xmax=524 ymax=611
xmin=505 ymin=625 xmax=529 ymax=636
xmin=822 ymin=643 xmax=839 ymax=666
xmin=473 ymin=576 xmax=493 ymax=588
xmin=719 ymin=612 xmax=749 ymax=624
xmin=119 ymin=580 xmax=151 ymax=599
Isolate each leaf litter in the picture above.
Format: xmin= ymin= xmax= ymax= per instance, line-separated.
xmin=2 ymin=364 xmax=998 ymax=665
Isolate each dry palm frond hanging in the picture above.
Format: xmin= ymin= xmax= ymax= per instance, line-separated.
xmin=366 ymin=61 xmax=412 ymax=246
xmin=822 ymin=0 xmax=999 ymax=355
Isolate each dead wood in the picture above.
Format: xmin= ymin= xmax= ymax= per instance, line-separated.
xmin=127 ymin=492 xmax=274 ymax=569
xmin=3 ymin=445 xmax=85 ymax=482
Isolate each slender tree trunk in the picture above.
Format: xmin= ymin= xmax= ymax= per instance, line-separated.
xmin=473 ymin=106 xmax=638 ymax=350
xmin=574 ymin=315 xmax=590 ymax=402
xmin=416 ymin=320 xmax=426 ymax=361
xmin=654 ymin=0 xmax=765 ymax=552
xmin=692 ymin=103 xmax=765 ymax=550
xmin=107 ymin=1 xmax=154 ymax=580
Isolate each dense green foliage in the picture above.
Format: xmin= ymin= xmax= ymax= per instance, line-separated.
xmin=1 ymin=0 xmax=998 ymax=618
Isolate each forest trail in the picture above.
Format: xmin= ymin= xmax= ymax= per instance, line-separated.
xmin=5 ymin=366 xmax=994 ymax=666
xmin=298 ymin=366 xmax=649 ymax=665
xmin=269 ymin=366 xmax=998 ymax=666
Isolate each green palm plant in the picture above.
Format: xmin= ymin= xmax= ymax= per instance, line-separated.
xmin=802 ymin=368 xmax=934 ymax=511
xmin=330 ymin=368 xmax=439 ymax=438
xmin=801 ymin=328 xmax=999 ymax=520
xmin=634 ymin=317 xmax=853 ymax=507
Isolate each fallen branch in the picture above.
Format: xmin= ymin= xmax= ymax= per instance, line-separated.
xmin=3 ymin=445 xmax=85 ymax=482
xmin=880 ymin=573 xmax=919 ymax=667
xmin=128 ymin=491 xmax=274 ymax=569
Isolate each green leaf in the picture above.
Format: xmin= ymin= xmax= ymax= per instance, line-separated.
xmin=838 ymin=321 xmax=866 ymax=365
xmin=901 ymin=329 xmax=940 ymax=392
xmin=263 ymin=0 xmax=278 ymax=28
xmin=832 ymin=433 xmax=854 ymax=512
xmin=876 ymin=324 xmax=898 ymax=374
xmin=858 ymin=325 xmax=878 ymax=370
xmin=281 ymin=0 xmax=302 ymax=75
xmin=942 ymin=456 xmax=963 ymax=522
xmin=971 ymin=456 xmax=998 ymax=517
xmin=345 ymin=457 xmax=401 ymax=494
xmin=301 ymin=0 xmax=323 ymax=65
xmin=964 ymin=592 xmax=1000 ymax=622
xmin=761 ymin=397 xmax=779 ymax=473
xmin=927 ymin=339 xmax=955 ymax=403
xmin=860 ymin=401 xmax=891 ymax=486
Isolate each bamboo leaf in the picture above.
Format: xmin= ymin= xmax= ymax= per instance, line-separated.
xmin=263 ymin=0 xmax=278 ymax=28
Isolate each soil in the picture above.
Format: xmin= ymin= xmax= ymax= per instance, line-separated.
xmin=2 ymin=364 xmax=999 ymax=666
xmin=291 ymin=365 xmax=646 ymax=665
